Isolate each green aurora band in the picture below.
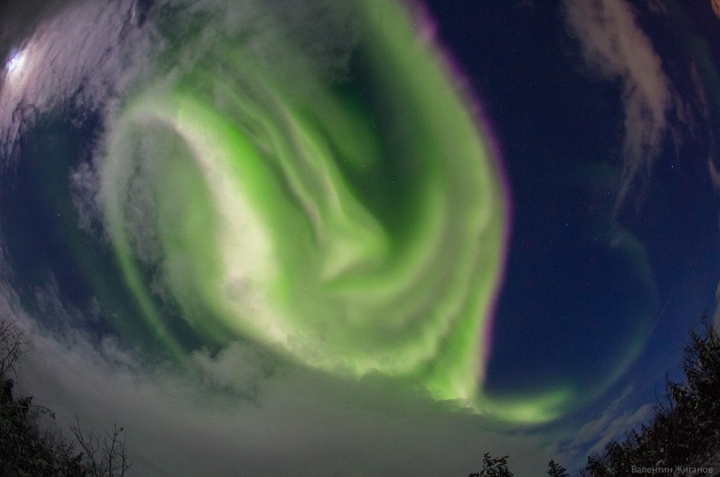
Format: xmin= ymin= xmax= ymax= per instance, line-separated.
xmin=101 ymin=1 xmax=509 ymax=409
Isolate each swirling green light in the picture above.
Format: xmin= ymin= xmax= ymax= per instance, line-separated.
xmin=100 ymin=0 xmax=507 ymax=405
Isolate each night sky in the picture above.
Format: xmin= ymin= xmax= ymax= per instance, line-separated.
xmin=0 ymin=0 xmax=719 ymax=476
xmin=423 ymin=0 xmax=720 ymax=404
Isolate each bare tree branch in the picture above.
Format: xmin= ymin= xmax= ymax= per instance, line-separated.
xmin=72 ymin=417 xmax=131 ymax=477
xmin=0 ymin=317 xmax=26 ymax=379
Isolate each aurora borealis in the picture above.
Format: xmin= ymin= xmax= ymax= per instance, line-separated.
xmin=1 ymin=0 xmax=720 ymax=475
xmin=100 ymin=0 xmax=506 ymax=404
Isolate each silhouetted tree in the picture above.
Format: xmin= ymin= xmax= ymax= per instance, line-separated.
xmin=0 ymin=317 xmax=25 ymax=378
xmin=547 ymin=458 xmax=569 ymax=477
xmin=581 ymin=313 xmax=720 ymax=476
xmin=0 ymin=316 xmax=131 ymax=476
xmin=468 ymin=453 xmax=515 ymax=476
xmin=72 ymin=419 xmax=130 ymax=477
xmin=474 ymin=452 xmax=513 ymax=477
xmin=583 ymin=453 xmax=611 ymax=477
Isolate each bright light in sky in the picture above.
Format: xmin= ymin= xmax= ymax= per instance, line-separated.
xmin=6 ymin=49 xmax=26 ymax=75
xmin=3 ymin=46 xmax=33 ymax=92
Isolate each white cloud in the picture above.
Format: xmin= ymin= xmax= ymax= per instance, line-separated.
xmin=0 ymin=248 xmax=553 ymax=476
xmin=0 ymin=0 xmax=155 ymax=163
xmin=0 ymin=287 xmax=556 ymax=477
xmin=554 ymin=385 xmax=654 ymax=466
xmin=563 ymin=0 xmax=679 ymax=217
xmin=707 ymin=159 xmax=720 ymax=330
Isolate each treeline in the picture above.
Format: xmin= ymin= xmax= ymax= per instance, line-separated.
xmin=580 ymin=314 xmax=720 ymax=476
xmin=467 ymin=314 xmax=720 ymax=477
xmin=469 ymin=454 xmax=570 ymax=476
xmin=3 ymin=312 xmax=719 ymax=476
xmin=0 ymin=318 xmax=130 ymax=477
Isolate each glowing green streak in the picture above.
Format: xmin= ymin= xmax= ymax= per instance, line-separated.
xmin=102 ymin=1 xmax=507 ymax=405
xmin=479 ymin=387 xmax=576 ymax=425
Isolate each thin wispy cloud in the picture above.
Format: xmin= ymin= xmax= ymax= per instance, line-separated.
xmin=563 ymin=0 xmax=679 ymax=217
xmin=682 ymin=47 xmax=720 ymax=331
xmin=0 ymin=0 xmax=154 ymax=168
xmin=554 ymin=386 xmax=653 ymax=467
xmin=708 ymin=157 xmax=720 ymax=329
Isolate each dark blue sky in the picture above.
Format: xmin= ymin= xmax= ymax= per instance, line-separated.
xmin=426 ymin=0 xmax=720 ymax=440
